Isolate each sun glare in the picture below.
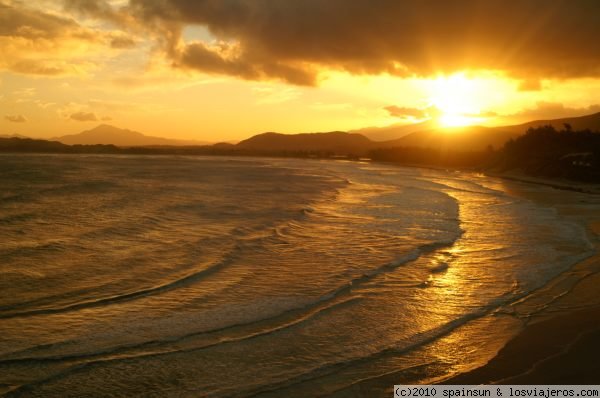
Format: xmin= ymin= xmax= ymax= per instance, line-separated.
xmin=439 ymin=114 xmax=480 ymax=128
xmin=428 ymin=73 xmax=485 ymax=128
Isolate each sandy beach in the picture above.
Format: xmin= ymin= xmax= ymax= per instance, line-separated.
xmin=445 ymin=216 xmax=600 ymax=385
xmin=317 ymin=176 xmax=600 ymax=398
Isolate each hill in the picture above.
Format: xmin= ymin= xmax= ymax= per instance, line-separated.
xmin=53 ymin=124 xmax=210 ymax=147
xmin=382 ymin=125 xmax=516 ymax=151
xmin=501 ymin=112 xmax=600 ymax=134
xmin=0 ymin=137 xmax=119 ymax=153
xmin=0 ymin=133 xmax=30 ymax=139
xmin=351 ymin=120 xmax=436 ymax=142
xmin=379 ymin=112 xmax=600 ymax=151
xmin=237 ymin=131 xmax=373 ymax=155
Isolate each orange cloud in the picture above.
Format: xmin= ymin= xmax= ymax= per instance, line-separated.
xmin=5 ymin=114 xmax=27 ymax=123
xmin=70 ymin=111 xmax=98 ymax=121
xmin=0 ymin=1 xmax=137 ymax=76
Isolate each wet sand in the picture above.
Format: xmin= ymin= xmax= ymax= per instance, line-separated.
xmin=328 ymin=181 xmax=600 ymax=397
xmin=446 ymin=221 xmax=600 ymax=384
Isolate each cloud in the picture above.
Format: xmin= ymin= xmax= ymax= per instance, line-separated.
xmin=109 ymin=35 xmax=136 ymax=49
xmin=385 ymin=105 xmax=441 ymax=119
xmin=70 ymin=111 xmax=98 ymax=121
xmin=5 ymin=114 xmax=27 ymax=123
xmin=385 ymin=106 xmax=428 ymax=119
xmin=518 ymin=79 xmax=543 ymax=92
xmin=0 ymin=2 xmax=81 ymax=39
xmin=176 ymin=41 xmax=316 ymax=85
xmin=124 ymin=0 xmax=600 ymax=85
xmin=10 ymin=60 xmax=68 ymax=76
xmin=252 ymin=85 xmax=301 ymax=105
xmin=62 ymin=0 xmax=124 ymax=24
xmin=0 ymin=2 xmax=135 ymax=76
xmin=6 ymin=1 xmax=600 ymax=85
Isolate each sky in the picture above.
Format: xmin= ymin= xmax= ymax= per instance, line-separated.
xmin=2 ymin=0 xmax=600 ymax=142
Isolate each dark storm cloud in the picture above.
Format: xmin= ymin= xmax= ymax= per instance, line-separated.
xmin=124 ymin=0 xmax=600 ymax=85
xmin=178 ymin=41 xmax=316 ymax=85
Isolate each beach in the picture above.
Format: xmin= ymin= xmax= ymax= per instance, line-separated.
xmin=327 ymin=178 xmax=600 ymax=397
xmin=1 ymin=155 xmax=598 ymax=397
xmin=446 ymin=221 xmax=600 ymax=384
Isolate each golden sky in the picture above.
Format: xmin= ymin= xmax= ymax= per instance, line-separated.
xmin=2 ymin=0 xmax=600 ymax=141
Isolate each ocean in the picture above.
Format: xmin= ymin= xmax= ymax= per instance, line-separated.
xmin=0 ymin=154 xmax=595 ymax=397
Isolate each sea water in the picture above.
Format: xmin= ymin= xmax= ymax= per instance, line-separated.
xmin=0 ymin=155 xmax=595 ymax=397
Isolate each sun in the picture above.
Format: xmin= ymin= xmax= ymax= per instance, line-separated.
xmin=428 ymin=73 xmax=486 ymax=128
xmin=439 ymin=113 xmax=479 ymax=128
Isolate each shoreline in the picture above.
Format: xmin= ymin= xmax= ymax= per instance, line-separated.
xmin=4 ymin=152 xmax=600 ymax=391
xmin=3 ymin=151 xmax=599 ymax=193
xmin=485 ymin=170 xmax=600 ymax=195
xmin=328 ymin=167 xmax=600 ymax=396
xmin=443 ymin=214 xmax=600 ymax=385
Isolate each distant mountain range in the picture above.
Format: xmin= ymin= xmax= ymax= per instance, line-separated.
xmin=3 ymin=112 xmax=600 ymax=156
xmin=350 ymin=120 xmax=437 ymax=142
xmin=235 ymin=112 xmax=600 ymax=154
xmin=52 ymin=124 xmax=211 ymax=147
xmin=0 ymin=133 xmax=30 ymax=139
xmin=237 ymin=131 xmax=372 ymax=154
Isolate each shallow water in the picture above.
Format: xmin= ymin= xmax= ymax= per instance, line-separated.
xmin=0 ymin=155 xmax=594 ymax=397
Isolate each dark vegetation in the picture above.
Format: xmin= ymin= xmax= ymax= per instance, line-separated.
xmin=1 ymin=125 xmax=599 ymax=182
xmin=498 ymin=125 xmax=600 ymax=181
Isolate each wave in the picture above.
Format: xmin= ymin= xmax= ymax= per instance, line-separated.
xmin=235 ymin=294 xmax=520 ymax=398
xmin=0 ymin=189 xmax=341 ymax=319
xmin=1 ymin=232 xmax=463 ymax=367
xmin=0 ymin=245 xmax=241 ymax=319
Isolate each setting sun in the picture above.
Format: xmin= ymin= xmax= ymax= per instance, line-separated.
xmin=428 ymin=73 xmax=486 ymax=128
xmin=2 ymin=2 xmax=600 ymax=395
xmin=439 ymin=113 xmax=482 ymax=128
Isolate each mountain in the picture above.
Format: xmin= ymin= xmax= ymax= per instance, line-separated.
xmin=501 ymin=112 xmax=600 ymax=134
xmin=53 ymin=124 xmax=210 ymax=147
xmin=379 ymin=112 xmax=600 ymax=151
xmin=234 ymin=112 xmax=600 ymax=156
xmin=381 ymin=125 xmax=516 ymax=151
xmin=351 ymin=120 xmax=437 ymax=142
xmin=237 ymin=131 xmax=373 ymax=155
xmin=0 ymin=133 xmax=30 ymax=139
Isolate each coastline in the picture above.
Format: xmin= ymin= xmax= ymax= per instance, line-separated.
xmin=443 ymin=212 xmax=600 ymax=385
xmin=485 ymin=170 xmax=600 ymax=195
xmin=325 ymin=168 xmax=600 ymax=397
xmin=3 ymin=154 xmax=600 ymax=394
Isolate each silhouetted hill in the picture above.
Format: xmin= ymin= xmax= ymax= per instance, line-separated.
xmin=352 ymin=120 xmax=437 ymax=142
xmin=379 ymin=112 xmax=600 ymax=151
xmin=501 ymin=112 xmax=600 ymax=134
xmin=53 ymin=124 xmax=210 ymax=147
xmin=237 ymin=131 xmax=373 ymax=155
xmin=0 ymin=133 xmax=30 ymax=139
xmin=382 ymin=125 xmax=516 ymax=151
xmin=0 ymin=137 xmax=119 ymax=153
